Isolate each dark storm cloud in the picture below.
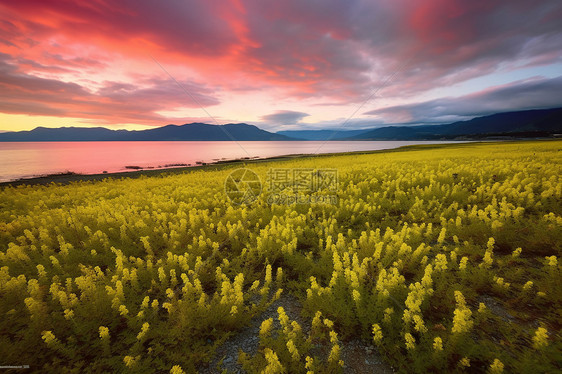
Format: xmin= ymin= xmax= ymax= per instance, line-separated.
xmin=365 ymin=76 xmax=562 ymax=124
xmin=261 ymin=110 xmax=310 ymax=125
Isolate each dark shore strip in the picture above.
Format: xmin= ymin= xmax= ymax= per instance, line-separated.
xmin=0 ymin=141 xmax=501 ymax=188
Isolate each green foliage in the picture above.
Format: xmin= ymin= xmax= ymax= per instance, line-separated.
xmin=0 ymin=140 xmax=561 ymax=372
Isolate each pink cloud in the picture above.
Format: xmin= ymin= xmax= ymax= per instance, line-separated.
xmin=0 ymin=55 xmax=219 ymax=125
xmin=0 ymin=0 xmax=561 ymax=127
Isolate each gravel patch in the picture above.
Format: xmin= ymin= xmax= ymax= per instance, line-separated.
xmin=340 ymin=339 xmax=394 ymax=374
xmin=478 ymin=294 xmax=515 ymax=322
xmin=198 ymin=293 xmax=394 ymax=373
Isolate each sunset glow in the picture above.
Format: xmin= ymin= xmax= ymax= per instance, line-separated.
xmin=1 ymin=0 xmax=561 ymax=132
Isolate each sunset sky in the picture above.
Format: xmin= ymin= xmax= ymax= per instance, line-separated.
xmin=1 ymin=0 xmax=561 ymax=132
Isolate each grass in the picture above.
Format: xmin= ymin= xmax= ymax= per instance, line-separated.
xmin=0 ymin=140 xmax=560 ymax=373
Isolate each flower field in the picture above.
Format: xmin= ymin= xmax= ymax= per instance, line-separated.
xmin=0 ymin=140 xmax=560 ymax=373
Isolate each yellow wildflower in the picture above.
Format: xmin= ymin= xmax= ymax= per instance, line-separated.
xmin=263 ymin=348 xmax=284 ymax=374
xmin=41 ymin=331 xmax=57 ymax=345
xmin=459 ymin=357 xmax=470 ymax=368
xmin=137 ymin=322 xmax=149 ymax=341
xmin=478 ymin=303 xmax=487 ymax=313
xmin=532 ymin=327 xmax=548 ymax=349
xmin=435 ymin=254 xmax=448 ymax=271
xmin=372 ymin=324 xmax=383 ymax=344
xmin=64 ymin=309 xmax=74 ymax=320
xmin=118 ymin=304 xmax=128 ymax=316
xmin=260 ymin=318 xmax=274 ymax=337
xmin=489 ymin=359 xmax=504 ymax=373
xmin=286 ymin=339 xmax=300 ymax=361
xmin=141 ymin=296 xmax=150 ymax=309
xmin=305 ymin=356 xmax=313 ymax=370
xmin=383 ymin=307 xmax=394 ymax=324
xmin=413 ymin=314 xmax=427 ymax=333
xmin=545 ymin=256 xmax=557 ymax=267
xmin=511 ymin=248 xmax=522 ymax=258
xmin=170 ymin=365 xmax=186 ymax=374
xmin=452 ymin=291 xmax=473 ymax=334
xmin=433 ymin=337 xmax=443 ymax=351
xmin=328 ymin=344 xmax=340 ymax=362
xmin=405 ymin=333 xmax=415 ymax=350
xmin=459 ymin=257 xmax=468 ymax=271
xmin=123 ymin=355 xmax=140 ymax=368
xmin=99 ymin=326 xmax=110 ymax=340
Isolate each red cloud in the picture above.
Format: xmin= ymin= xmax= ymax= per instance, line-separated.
xmin=0 ymin=56 xmax=219 ymax=125
xmin=0 ymin=0 xmax=561 ymax=126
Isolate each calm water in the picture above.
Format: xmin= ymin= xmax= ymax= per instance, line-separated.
xmin=0 ymin=141 xmax=460 ymax=182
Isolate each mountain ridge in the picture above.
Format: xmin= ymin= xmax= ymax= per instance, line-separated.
xmin=0 ymin=123 xmax=294 ymax=141
xmin=1 ymin=107 xmax=561 ymax=141
xmin=277 ymin=107 xmax=562 ymax=140
xmin=345 ymin=107 xmax=562 ymax=140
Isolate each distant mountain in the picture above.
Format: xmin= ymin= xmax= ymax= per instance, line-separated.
xmin=2 ymin=108 xmax=561 ymax=142
xmin=277 ymin=129 xmax=370 ymax=140
xmin=348 ymin=107 xmax=562 ymax=140
xmin=0 ymin=123 xmax=294 ymax=141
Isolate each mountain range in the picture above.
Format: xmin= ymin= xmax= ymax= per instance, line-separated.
xmin=277 ymin=129 xmax=370 ymax=140
xmin=0 ymin=123 xmax=292 ymax=141
xmin=0 ymin=107 xmax=560 ymax=142
xmin=345 ymin=107 xmax=562 ymax=140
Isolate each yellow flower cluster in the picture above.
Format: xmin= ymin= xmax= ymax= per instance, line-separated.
xmin=404 ymin=333 xmax=416 ymax=350
xmin=372 ymin=324 xmax=383 ymax=344
xmin=41 ymin=331 xmax=57 ymax=346
xmin=123 ymin=355 xmax=140 ymax=368
xmin=137 ymin=322 xmax=150 ymax=341
xmin=260 ymin=318 xmax=274 ymax=338
xmin=169 ymin=365 xmax=186 ymax=374
xmin=98 ymin=326 xmax=110 ymax=340
xmin=286 ymin=339 xmax=300 ymax=361
xmin=532 ymin=327 xmax=549 ymax=349
xmin=1 ymin=140 xmax=560 ymax=372
xmin=263 ymin=348 xmax=284 ymax=374
xmin=452 ymin=291 xmax=473 ymax=334
xmin=459 ymin=357 xmax=470 ymax=368
xmin=480 ymin=237 xmax=495 ymax=269
xmin=433 ymin=337 xmax=443 ymax=351
xmin=489 ymin=358 xmax=504 ymax=373
xmin=545 ymin=256 xmax=557 ymax=267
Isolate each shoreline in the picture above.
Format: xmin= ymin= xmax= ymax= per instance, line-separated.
xmin=0 ymin=153 xmax=312 ymax=187
xmin=0 ymin=139 xmax=547 ymax=187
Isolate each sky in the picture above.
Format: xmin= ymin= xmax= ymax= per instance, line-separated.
xmin=0 ymin=0 xmax=561 ymax=132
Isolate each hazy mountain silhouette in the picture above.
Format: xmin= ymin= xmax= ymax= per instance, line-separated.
xmin=276 ymin=108 xmax=562 ymax=140
xmin=0 ymin=123 xmax=294 ymax=141
xmin=346 ymin=107 xmax=562 ymax=140
xmin=277 ymin=129 xmax=370 ymax=140
xmin=1 ymin=108 xmax=561 ymax=141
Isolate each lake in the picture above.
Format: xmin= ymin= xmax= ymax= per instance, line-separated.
xmin=0 ymin=141 xmax=463 ymax=182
